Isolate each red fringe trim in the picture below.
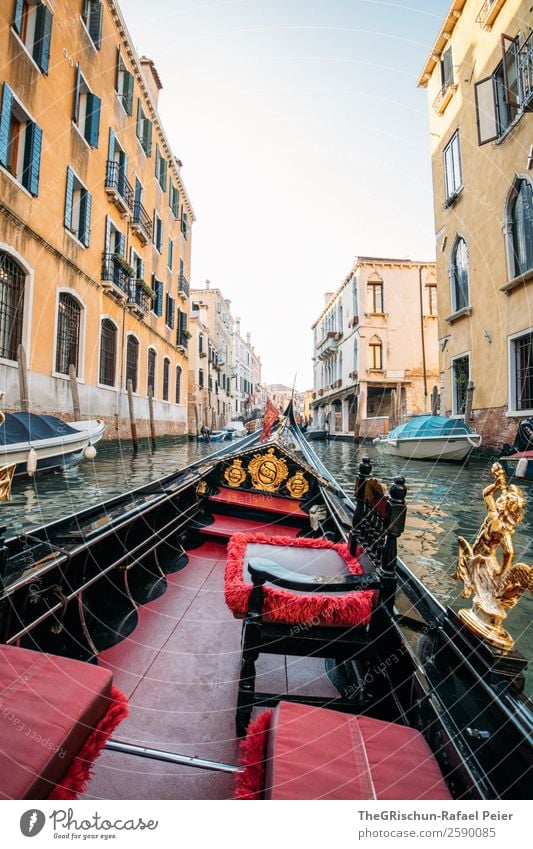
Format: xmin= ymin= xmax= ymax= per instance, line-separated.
xmin=49 ymin=685 xmax=128 ymax=800
xmin=225 ymin=533 xmax=374 ymax=626
xmin=234 ymin=710 xmax=273 ymax=799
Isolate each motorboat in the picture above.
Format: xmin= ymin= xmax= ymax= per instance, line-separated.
xmin=304 ymin=427 xmax=328 ymax=442
xmin=0 ymin=412 xmax=105 ymax=477
xmin=500 ymin=417 xmax=533 ymax=480
xmin=375 ymin=414 xmax=482 ymax=461
xmin=0 ymin=404 xmax=530 ymax=801
xmin=196 ymin=430 xmax=227 ymax=443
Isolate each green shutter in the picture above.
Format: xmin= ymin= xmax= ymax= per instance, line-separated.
xmin=136 ymin=99 xmax=142 ymax=142
xmin=0 ymin=83 xmax=13 ymax=168
xmin=13 ymin=0 xmax=24 ymax=34
xmin=160 ymin=156 xmax=167 ymax=191
xmin=123 ymin=71 xmax=134 ymax=115
xmin=115 ymin=45 xmax=121 ymax=92
xmin=80 ymin=190 xmax=91 ymax=247
xmin=155 ymin=280 xmax=163 ymax=316
xmin=33 ymin=3 xmax=53 ymax=74
xmin=155 ymin=144 xmax=160 ymax=179
xmin=64 ymin=166 xmax=74 ymax=229
xmin=73 ymin=65 xmax=81 ymax=122
xmin=143 ymin=118 xmax=152 ymax=155
xmin=88 ymin=0 xmax=103 ymax=49
xmin=22 ymin=122 xmax=42 ymax=196
xmin=86 ymin=93 xmax=101 ymax=147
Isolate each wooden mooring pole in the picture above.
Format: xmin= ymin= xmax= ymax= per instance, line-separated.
xmin=431 ymin=385 xmax=439 ymax=416
xmin=17 ymin=344 xmax=29 ymax=413
xmin=127 ymin=379 xmax=139 ymax=456
xmin=68 ymin=364 xmax=81 ymax=420
xmin=147 ymin=386 xmax=157 ymax=452
xmin=464 ymin=380 xmax=475 ymax=423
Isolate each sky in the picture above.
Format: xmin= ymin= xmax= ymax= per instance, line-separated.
xmin=120 ymin=0 xmax=451 ymax=389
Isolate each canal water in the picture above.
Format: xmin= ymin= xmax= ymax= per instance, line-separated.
xmin=2 ymin=437 xmax=532 ymax=693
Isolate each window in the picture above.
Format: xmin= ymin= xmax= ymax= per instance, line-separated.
xmin=474 ymin=31 xmax=533 ymax=144
xmin=153 ymin=211 xmax=163 ymax=252
xmin=81 ymin=0 xmax=103 ymax=49
xmin=0 ymin=83 xmax=42 ymax=195
xmin=162 ymin=358 xmax=170 ymax=401
xmin=443 ymin=131 xmax=462 ymax=203
xmin=0 ymin=251 xmax=25 ymax=361
xmin=199 ymin=368 xmax=204 ymax=389
xmin=125 ymin=335 xmax=139 ymax=392
xmin=106 ymin=130 xmax=128 ymax=202
xmin=181 ymin=208 xmax=189 ymax=239
xmin=55 ymin=293 xmax=81 ymax=376
xmin=155 ymin=144 xmax=167 ymax=191
xmin=440 ymin=46 xmax=454 ymax=90
xmin=367 ymin=280 xmax=384 ymax=313
xmin=450 ymin=238 xmax=470 ymax=312
xmin=452 ymin=354 xmax=469 ymax=415
xmin=130 ymin=248 xmax=143 ymax=281
xmin=427 ymin=284 xmax=438 ymax=316
xmin=169 ymin=180 xmax=179 ymax=217
xmin=152 ymin=275 xmax=163 ymax=316
xmin=65 ymin=167 xmax=91 ymax=246
xmin=99 ymin=318 xmax=117 ymax=386
xmin=368 ymin=337 xmax=383 ymax=370
xmin=73 ymin=66 xmax=101 ymax=147
xmin=147 ymin=348 xmax=156 ymax=396
xmin=177 ymin=308 xmax=188 ymax=347
xmin=12 ymin=0 xmax=52 ymax=73
xmin=136 ymin=100 xmax=152 ymax=155
xmin=511 ymin=331 xmax=533 ymax=412
xmin=510 ymin=179 xmax=533 ymax=277
xmin=115 ymin=47 xmax=134 ymax=115
xmin=165 ymin=293 xmax=175 ymax=329
xmin=175 ymin=365 xmax=182 ymax=403
xmin=167 ymin=238 xmax=174 ymax=270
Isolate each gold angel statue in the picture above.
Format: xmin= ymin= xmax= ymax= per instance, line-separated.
xmin=453 ymin=462 xmax=533 ymax=651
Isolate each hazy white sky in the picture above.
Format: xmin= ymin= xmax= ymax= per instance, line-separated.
xmin=120 ymin=0 xmax=450 ymax=389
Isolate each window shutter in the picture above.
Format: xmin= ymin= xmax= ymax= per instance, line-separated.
xmin=64 ymin=166 xmax=74 ymax=229
xmin=168 ymin=239 xmax=173 ymax=269
xmin=474 ymin=76 xmax=499 ymax=145
xmin=155 ymin=281 xmax=163 ymax=317
xmin=124 ymin=72 xmax=134 ymax=115
xmin=33 ymin=3 xmax=53 ymax=74
xmin=165 ymin=292 xmax=170 ymax=324
xmin=73 ymin=64 xmax=81 ymax=122
xmin=23 ymin=122 xmax=43 ymax=196
xmin=81 ymin=190 xmax=91 ymax=247
xmin=136 ymin=99 xmax=142 ymax=142
xmin=108 ymin=128 xmax=116 ymax=161
xmin=86 ymin=93 xmax=101 ymax=147
xmin=104 ymin=216 xmax=111 ymax=254
xmin=88 ymin=0 xmax=103 ymax=49
xmin=169 ymin=296 xmax=175 ymax=329
xmin=115 ymin=45 xmax=121 ymax=92
xmin=144 ymin=118 xmax=152 ymax=156
xmin=155 ymin=144 xmax=160 ymax=179
xmin=117 ymin=230 xmax=125 ymax=258
xmin=160 ymin=156 xmax=167 ymax=191
xmin=13 ymin=0 xmax=24 ymax=35
xmin=0 ymin=83 xmax=13 ymax=168
xmin=441 ymin=46 xmax=453 ymax=88
xmin=140 ymin=258 xmax=144 ymax=281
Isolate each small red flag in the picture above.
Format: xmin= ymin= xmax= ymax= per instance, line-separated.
xmin=260 ymin=399 xmax=279 ymax=443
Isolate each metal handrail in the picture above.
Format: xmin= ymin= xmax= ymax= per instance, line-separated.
xmin=105 ymin=160 xmax=134 ymax=212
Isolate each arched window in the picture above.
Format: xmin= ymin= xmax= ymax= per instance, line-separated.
xmin=369 ymin=336 xmax=383 ymax=370
xmin=175 ymin=365 xmax=182 ymax=403
xmin=147 ymin=348 xmax=157 ymax=396
xmin=0 ymin=251 xmax=25 ymax=361
xmin=450 ymin=238 xmax=469 ymax=312
xmin=125 ymin=335 xmax=139 ymax=392
xmin=56 ymin=293 xmax=81 ymax=375
xmin=511 ymin=179 xmax=533 ymax=277
xmin=162 ymin=357 xmax=170 ymax=401
xmin=99 ymin=319 xmax=117 ymax=386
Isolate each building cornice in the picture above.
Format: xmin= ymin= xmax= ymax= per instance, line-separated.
xmin=417 ymin=0 xmax=467 ymax=88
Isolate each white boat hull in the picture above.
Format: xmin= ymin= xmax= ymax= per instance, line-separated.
xmin=0 ymin=420 xmax=105 ymax=476
xmin=379 ymin=434 xmax=481 ymax=461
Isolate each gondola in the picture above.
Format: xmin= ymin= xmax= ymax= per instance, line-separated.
xmin=0 ymin=404 xmax=531 ymax=801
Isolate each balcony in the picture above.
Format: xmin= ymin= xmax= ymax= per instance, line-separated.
xmin=127 ymin=280 xmax=152 ymax=317
xmin=476 ymin=0 xmax=506 ymax=30
xmin=178 ymin=273 xmax=190 ymax=298
xmin=105 ymin=161 xmax=134 ymax=216
xmin=101 ymin=253 xmax=132 ymax=299
xmin=131 ymin=200 xmax=152 ymax=245
xmin=317 ymin=331 xmax=342 ymax=359
xmin=432 ymin=81 xmax=457 ymax=115
xmin=177 ymin=329 xmax=189 ymax=350
xmin=518 ymin=29 xmax=533 ymax=108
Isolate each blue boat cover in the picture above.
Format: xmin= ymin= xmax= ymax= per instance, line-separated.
xmin=0 ymin=413 xmax=79 ymax=446
xmin=387 ymin=415 xmax=474 ymax=439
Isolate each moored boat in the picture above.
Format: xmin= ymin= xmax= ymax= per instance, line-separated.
xmin=304 ymin=427 xmax=328 ymax=442
xmin=375 ymin=414 xmax=482 ymax=461
xmin=0 ymin=404 xmax=530 ymax=801
xmin=500 ymin=417 xmax=533 ymax=480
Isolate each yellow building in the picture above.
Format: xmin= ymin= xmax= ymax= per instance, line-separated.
xmin=0 ymin=0 xmax=194 ymax=439
xmin=418 ymin=0 xmax=532 ymax=446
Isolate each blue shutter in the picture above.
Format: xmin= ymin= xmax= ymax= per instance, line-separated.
xmin=88 ymin=0 xmax=103 ymax=49
xmin=33 ymin=3 xmax=53 ymax=74
xmin=13 ymin=0 xmax=24 ymax=34
xmin=86 ymin=93 xmax=101 ymax=147
xmin=64 ymin=166 xmax=74 ymax=229
xmin=134 ymin=178 xmax=141 ymax=222
xmin=168 ymin=239 xmax=173 ymax=269
xmin=136 ymin=100 xmax=142 ymax=142
xmin=144 ymin=118 xmax=152 ymax=155
xmin=0 ymin=83 xmax=13 ymax=168
xmin=155 ymin=281 xmax=163 ymax=317
xmin=169 ymin=296 xmax=175 ymax=329
xmin=124 ymin=72 xmax=133 ymax=115
xmin=108 ymin=128 xmax=116 ymax=161
xmin=23 ymin=122 xmax=42 ymax=196
xmin=155 ymin=145 xmax=160 ymax=179
xmin=117 ymin=230 xmax=125 ymax=257
xmin=160 ymin=156 xmax=167 ymax=191
xmin=73 ymin=64 xmax=81 ymax=122
xmin=104 ymin=215 xmax=111 ymax=254
xmin=81 ymin=190 xmax=91 ymax=247
xmin=115 ymin=45 xmax=121 ymax=92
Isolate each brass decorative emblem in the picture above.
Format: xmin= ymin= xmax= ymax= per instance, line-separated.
xmin=453 ymin=463 xmax=533 ymax=651
xmin=196 ymin=480 xmax=208 ymax=495
xmin=224 ymin=459 xmax=247 ymax=488
xmin=0 ymin=464 xmax=15 ymax=503
xmin=247 ymin=448 xmax=289 ymax=492
xmin=286 ymin=471 xmax=309 ymax=499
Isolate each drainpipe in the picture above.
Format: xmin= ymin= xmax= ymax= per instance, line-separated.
xmin=419 ymin=266 xmax=428 ymax=410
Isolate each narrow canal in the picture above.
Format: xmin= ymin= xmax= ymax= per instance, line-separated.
xmin=2 ymin=437 xmax=532 ymax=693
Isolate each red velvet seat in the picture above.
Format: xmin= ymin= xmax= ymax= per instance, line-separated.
xmin=236 ymin=701 xmax=452 ymax=800
xmin=0 ymin=645 xmax=126 ymax=799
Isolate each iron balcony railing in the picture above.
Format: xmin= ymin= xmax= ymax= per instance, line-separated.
xmin=102 ymin=253 xmax=132 ymax=296
xmin=105 ymin=161 xmax=134 ymax=214
xmin=518 ymin=29 xmax=533 ymax=107
xmin=178 ymin=273 xmax=190 ymax=297
xmin=128 ymin=280 xmax=152 ymax=315
xmin=177 ymin=329 xmax=189 ymax=349
xmin=132 ymin=200 xmax=153 ymax=243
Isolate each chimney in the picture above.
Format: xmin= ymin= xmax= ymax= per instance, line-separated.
xmin=246 ymin=332 xmax=251 ymax=345
xmin=140 ymin=57 xmax=163 ymax=108
xmin=205 ymin=279 xmax=210 ymax=290
xmin=236 ymin=317 xmax=241 ymax=335
xmin=324 ymin=292 xmax=334 ymax=307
